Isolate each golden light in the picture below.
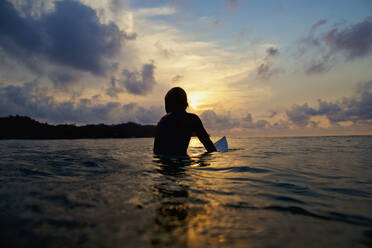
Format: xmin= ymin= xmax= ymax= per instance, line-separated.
xmin=188 ymin=92 xmax=205 ymax=110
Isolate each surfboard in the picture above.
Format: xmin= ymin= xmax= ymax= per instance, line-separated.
xmin=214 ymin=136 xmax=228 ymax=152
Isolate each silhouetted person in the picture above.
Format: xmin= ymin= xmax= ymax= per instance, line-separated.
xmin=154 ymin=87 xmax=216 ymax=155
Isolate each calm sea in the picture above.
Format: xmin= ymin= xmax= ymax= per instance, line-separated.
xmin=0 ymin=136 xmax=371 ymax=247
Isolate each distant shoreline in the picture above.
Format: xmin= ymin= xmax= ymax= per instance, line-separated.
xmin=0 ymin=115 xmax=156 ymax=140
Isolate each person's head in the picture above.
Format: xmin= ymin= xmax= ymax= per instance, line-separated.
xmin=165 ymin=87 xmax=188 ymax=113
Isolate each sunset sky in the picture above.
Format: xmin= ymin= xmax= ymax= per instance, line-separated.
xmin=1 ymin=0 xmax=372 ymax=137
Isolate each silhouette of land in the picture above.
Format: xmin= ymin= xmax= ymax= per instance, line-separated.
xmin=0 ymin=116 xmax=156 ymax=139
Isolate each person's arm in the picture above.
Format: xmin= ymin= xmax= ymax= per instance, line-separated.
xmin=194 ymin=116 xmax=216 ymax=153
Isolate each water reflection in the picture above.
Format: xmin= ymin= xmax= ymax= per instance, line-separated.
xmin=151 ymin=154 xmax=213 ymax=247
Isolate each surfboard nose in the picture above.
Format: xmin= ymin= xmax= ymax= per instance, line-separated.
xmin=214 ymin=136 xmax=228 ymax=152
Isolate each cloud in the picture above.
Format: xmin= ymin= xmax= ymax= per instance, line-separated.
xmin=121 ymin=62 xmax=157 ymax=95
xmin=310 ymin=19 xmax=327 ymax=34
xmin=106 ymin=62 xmax=158 ymax=97
xmin=271 ymin=120 xmax=290 ymax=129
xmin=256 ymin=46 xmax=280 ymax=80
xmin=305 ymin=54 xmax=332 ymax=74
xmin=256 ymin=63 xmax=273 ymax=80
xmin=0 ymin=0 xmax=134 ymax=75
xmin=154 ymin=41 xmax=173 ymax=58
xmin=4 ymin=79 xmax=370 ymax=132
xmin=6 ymin=0 xmax=55 ymax=18
xmin=135 ymin=7 xmax=177 ymax=17
xmin=299 ymin=17 xmax=372 ymax=74
xmin=0 ymin=81 xmax=162 ymax=124
xmin=121 ymin=103 xmax=163 ymax=124
xmin=266 ymin=47 xmax=279 ymax=57
xmin=268 ymin=111 xmax=278 ymax=118
xmin=109 ymin=0 xmax=128 ymax=14
xmin=324 ymin=16 xmax=372 ymax=59
xmin=171 ymin=74 xmax=183 ymax=84
xmin=300 ymin=19 xmax=327 ymax=52
xmin=200 ymin=110 xmax=239 ymax=130
xmin=286 ymin=81 xmax=372 ymax=126
xmin=106 ymin=77 xmax=124 ymax=98
xmin=0 ymin=81 xmax=117 ymax=123
xmin=286 ymin=103 xmax=318 ymax=127
xmin=299 ymin=20 xmax=332 ymax=74
xmin=241 ymin=113 xmax=270 ymax=129
xmin=340 ymin=81 xmax=372 ymax=121
xmin=200 ymin=110 xmax=284 ymax=132
xmin=48 ymin=70 xmax=78 ymax=89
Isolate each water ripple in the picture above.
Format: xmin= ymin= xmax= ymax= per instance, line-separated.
xmin=194 ymin=166 xmax=270 ymax=173
xmin=224 ymin=202 xmax=372 ymax=227
xmin=321 ymin=187 xmax=370 ymax=197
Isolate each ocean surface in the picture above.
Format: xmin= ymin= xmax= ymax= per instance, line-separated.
xmin=0 ymin=136 xmax=371 ymax=247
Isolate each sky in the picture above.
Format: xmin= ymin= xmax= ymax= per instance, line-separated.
xmin=0 ymin=0 xmax=372 ymax=137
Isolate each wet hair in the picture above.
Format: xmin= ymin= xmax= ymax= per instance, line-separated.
xmin=165 ymin=87 xmax=188 ymax=113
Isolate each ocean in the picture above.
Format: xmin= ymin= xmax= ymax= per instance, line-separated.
xmin=0 ymin=136 xmax=371 ymax=247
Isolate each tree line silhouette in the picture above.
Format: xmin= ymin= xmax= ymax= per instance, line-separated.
xmin=0 ymin=115 xmax=156 ymax=139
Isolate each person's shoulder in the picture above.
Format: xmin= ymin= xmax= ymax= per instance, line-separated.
xmin=157 ymin=113 xmax=171 ymax=124
xmin=185 ymin=112 xmax=202 ymax=122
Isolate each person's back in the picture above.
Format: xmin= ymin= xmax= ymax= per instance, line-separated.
xmin=153 ymin=87 xmax=216 ymax=155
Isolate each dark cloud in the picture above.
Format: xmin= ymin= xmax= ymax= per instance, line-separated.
xmin=121 ymin=103 xmax=163 ymax=124
xmin=0 ymin=81 xmax=162 ymax=124
xmin=5 ymin=0 xmax=53 ymax=18
xmin=266 ymin=47 xmax=279 ymax=57
xmin=243 ymin=113 xmax=253 ymax=122
xmin=256 ymin=46 xmax=280 ymax=80
xmin=299 ymin=20 xmax=331 ymax=74
xmin=241 ymin=113 xmax=270 ymax=129
xmin=271 ymin=120 xmax=290 ymax=129
xmin=286 ymin=81 xmax=372 ymax=126
xmin=200 ymin=110 xmax=239 ymax=130
xmin=48 ymin=70 xmax=78 ymax=89
xmin=121 ymin=62 xmax=157 ymax=95
xmin=324 ymin=16 xmax=372 ymax=59
xmin=200 ymin=110 xmax=278 ymax=131
xmin=256 ymin=63 xmax=269 ymax=79
xmin=0 ymin=0 xmax=133 ymax=75
xmin=317 ymin=99 xmax=346 ymax=123
xmin=299 ymin=17 xmax=372 ymax=74
xmin=286 ymin=103 xmax=318 ymax=127
xmin=256 ymin=62 xmax=280 ymax=81
xmin=0 ymin=81 xmax=118 ymax=123
xmin=268 ymin=111 xmax=278 ymax=118
xmin=305 ymin=54 xmax=332 ymax=74
xmin=106 ymin=77 xmax=124 ymax=98
xmin=340 ymin=81 xmax=372 ymax=122
xmin=105 ymin=63 xmax=158 ymax=97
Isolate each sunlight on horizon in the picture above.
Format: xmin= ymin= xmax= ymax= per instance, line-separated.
xmin=188 ymin=92 xmax=207 ymax=110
